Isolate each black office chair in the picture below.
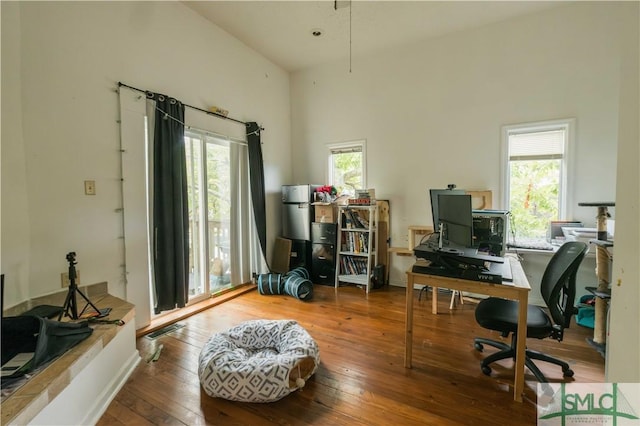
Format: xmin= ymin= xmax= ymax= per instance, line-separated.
xmin=473 ymin=241 xmax=589 ymax=383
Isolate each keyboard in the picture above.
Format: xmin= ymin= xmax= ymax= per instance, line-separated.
xmin=412 ymin=255 xmax=513 ymax=284
xmin=507 ymin=240 xmax=554 ymax=251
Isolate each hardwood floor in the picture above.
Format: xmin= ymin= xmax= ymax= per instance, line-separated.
xmin=97 ymin=285 xmax=605 ymax=425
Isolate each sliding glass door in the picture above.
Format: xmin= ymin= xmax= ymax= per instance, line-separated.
xmin=185 ymin=130 xmax=233 ymax=303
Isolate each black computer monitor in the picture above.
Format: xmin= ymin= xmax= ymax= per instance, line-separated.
xmin=429 ymin=188 xmax=465 ymax=232
xmin=438 ymin=194 xmax=474 ymax=248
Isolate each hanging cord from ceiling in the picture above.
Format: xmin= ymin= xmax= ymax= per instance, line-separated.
xmin=334 ymin=0 xmax=352 ymax=73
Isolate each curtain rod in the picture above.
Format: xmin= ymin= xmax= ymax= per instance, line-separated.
xmin=186 ymin=127 xmax=247 ymax=146
xmin=117 ymin=81 xmax=249 ymax=127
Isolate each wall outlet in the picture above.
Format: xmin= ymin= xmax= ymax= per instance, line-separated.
xmin=61 ymin=270 xmax=80 ymax=287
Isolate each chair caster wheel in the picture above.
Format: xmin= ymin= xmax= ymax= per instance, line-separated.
xmin=481 ymin=365 xmax=492 ymax=376
xmin=474 ymin=342 xmax=484 ymax=352
xmin=563 ymin=368 xmax=574 ymax=378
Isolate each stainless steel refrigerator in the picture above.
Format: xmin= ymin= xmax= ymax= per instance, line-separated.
xmin=282 ymin=184 xmax=320 ymax=270
xmin=282 ymin=184 xmax=319 ymax=240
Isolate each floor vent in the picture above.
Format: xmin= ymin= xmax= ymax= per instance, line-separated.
xmin=145 ymin=323 xmax=185 ymax=339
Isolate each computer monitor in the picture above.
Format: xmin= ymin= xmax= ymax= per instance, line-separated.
xmin=429 ymin=188 xmax=465 ymax=232
xmin=438 ymin=194 xmax=474 ymax=249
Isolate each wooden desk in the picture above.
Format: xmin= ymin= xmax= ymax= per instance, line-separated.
xmin=404 ymin=255 xmax=530 ymax=402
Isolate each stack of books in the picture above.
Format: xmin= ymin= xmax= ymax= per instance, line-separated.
xmin=343 ymin=208 xmax=370 ymax=229
xmin=348 ymin=189 xmax=375 ymax=205
xmin=340 ymin=256 xmax=368 ymax=275
xmin=341 ymin=231 xmax=370 ymax=253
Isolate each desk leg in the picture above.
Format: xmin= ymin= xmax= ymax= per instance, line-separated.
xmin=432 ymin=287 xmax=438 ymax=314
xmin=404 ymin=274 xmax=414 ymax=368
xmin=513 ymin=293 xmax=527 ymax=402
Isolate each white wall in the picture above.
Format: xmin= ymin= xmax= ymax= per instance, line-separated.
xmin=290 ymin=2 xmax=625 ymax=288
xmin=607 ymin=2 xmax=639 ymax=383
xmin=1 ymin=2 xmax=31 ymax=304
xmin=1 ymin=2 xmax=292 ymax=320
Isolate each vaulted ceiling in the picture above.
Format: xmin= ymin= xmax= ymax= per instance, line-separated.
xmin=184 ymin=1 xmax=561 ymax=72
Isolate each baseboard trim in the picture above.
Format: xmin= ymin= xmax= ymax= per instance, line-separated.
xmin=136 ymin=284 xmax=256 ymax=338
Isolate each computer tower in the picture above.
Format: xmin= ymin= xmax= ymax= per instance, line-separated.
xmin=472 ymin=210 xmax=509 ymax=256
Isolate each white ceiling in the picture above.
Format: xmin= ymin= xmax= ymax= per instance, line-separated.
xmin=184 ymin=1 xmax=561 ymax=72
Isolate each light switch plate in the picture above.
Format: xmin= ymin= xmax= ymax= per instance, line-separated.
xmin=84 ymin=180 xmax=96 ymax=195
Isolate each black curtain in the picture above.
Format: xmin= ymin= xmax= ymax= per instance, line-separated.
xmin=150 ymin=92 xmax=189 ymax=314
xmin=247 ymin=122 xmax=267 ymax=261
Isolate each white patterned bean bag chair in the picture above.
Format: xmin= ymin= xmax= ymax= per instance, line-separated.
xmin=198 ymin=319 xmax=320 ymax=403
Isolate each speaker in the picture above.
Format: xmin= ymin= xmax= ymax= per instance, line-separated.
xmin=372 ymin=264 xmax=385 ymax=289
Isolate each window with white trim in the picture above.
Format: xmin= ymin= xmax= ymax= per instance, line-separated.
xmin=327 ymin=140 xmax=366 ymax=196
xmin=502 ymin=119 xmax=574 ymax=241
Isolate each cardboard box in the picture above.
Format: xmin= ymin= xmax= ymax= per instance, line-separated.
xmin=313 ymin=203 xmax=337 ymax=223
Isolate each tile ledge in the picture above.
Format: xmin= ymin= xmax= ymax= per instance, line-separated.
xmin=1 ymin=292 xmax=134 ymax=426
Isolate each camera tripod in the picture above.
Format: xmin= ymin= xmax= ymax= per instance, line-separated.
xmin=58 ymin=252 xmax=107 ymax=321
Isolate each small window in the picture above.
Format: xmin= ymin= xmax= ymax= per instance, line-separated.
xmin=502 ymin=119 xmax=574 ymax=241
xmin=327 ymin=140 xmax=366 ymax=196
